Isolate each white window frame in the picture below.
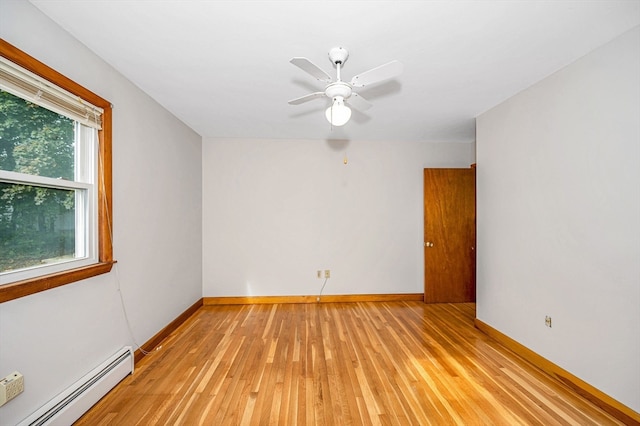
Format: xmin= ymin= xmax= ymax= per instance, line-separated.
xmin=0 ymin=121 xmax=98 ymax=282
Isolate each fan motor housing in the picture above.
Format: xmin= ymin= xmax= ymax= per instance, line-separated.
xmin=325 ymin=82 xmax=352 ymax=99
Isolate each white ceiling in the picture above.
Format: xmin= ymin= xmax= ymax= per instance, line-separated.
xmin=30 ymin=0 xmax=640 ymax=143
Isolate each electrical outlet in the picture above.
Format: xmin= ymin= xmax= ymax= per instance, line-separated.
xmin=545 ymin=316 xmax=552 ymax=328
xmin=324 ymin=270 xmax=330 ymax=279
xmin=0 ymin=371 xmax=24 ymax=407
xmin=317 ymin=270 xmax=322 ymax=279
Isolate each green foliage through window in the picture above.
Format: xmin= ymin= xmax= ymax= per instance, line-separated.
xmin=0 ymin=90 xmax=77 ymax=272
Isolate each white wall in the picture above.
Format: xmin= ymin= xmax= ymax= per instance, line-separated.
xmin=202 ymin=138 xmax=473 ymax=297
xmin=0 ymin=2 xmax=202 ymax=424
xmin=477 ymin=26 xmax=640 ymax=412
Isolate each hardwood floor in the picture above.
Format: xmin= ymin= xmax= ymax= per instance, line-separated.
xmin=76 ymin=302 xmax=622 ymax=425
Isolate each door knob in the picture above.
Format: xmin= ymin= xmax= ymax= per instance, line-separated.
xmin=424 ymin=242 xmax=434 ymax=247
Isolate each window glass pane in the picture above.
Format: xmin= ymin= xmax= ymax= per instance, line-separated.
xmin=0 ymin=182 xmax=76 ymax=273
xmin=0 ymin=89 xmax=75 ymax=180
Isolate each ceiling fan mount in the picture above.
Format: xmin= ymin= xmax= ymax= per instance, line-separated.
xmin=328 ymin=46 xmax=349 ymax=65
xmin=288 ymin=46 xmax=403 ymax=126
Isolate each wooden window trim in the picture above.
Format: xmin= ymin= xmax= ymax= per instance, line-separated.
xmin=0 ymin=39 xmax=114 ymax=303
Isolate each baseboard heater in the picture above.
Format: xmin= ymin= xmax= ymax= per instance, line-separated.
xmin=19 ymin=346 xmax=133 ymax=426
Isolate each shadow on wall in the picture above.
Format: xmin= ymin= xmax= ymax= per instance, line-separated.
xmin=326 ymin=139 xmax=350 ymax=152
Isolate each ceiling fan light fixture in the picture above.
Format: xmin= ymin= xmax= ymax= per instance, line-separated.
xmin=289 ymin=47 xmax=402 ymax=127
xmin=325 ymin=96 xmax=351 ymax=126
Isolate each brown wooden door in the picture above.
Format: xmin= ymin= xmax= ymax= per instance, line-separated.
xmin=423 ymin=168 xmax=476 ymax=303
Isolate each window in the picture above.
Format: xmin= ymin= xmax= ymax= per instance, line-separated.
xmin=0 ymin=39 xmax=113 ymax=303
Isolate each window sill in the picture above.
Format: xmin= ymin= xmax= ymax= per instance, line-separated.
xmin=0 ymin=261 xmax=115 ymax=303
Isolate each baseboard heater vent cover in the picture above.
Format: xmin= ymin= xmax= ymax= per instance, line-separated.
xmin=19 ymin=346 xmax=133 ymax=426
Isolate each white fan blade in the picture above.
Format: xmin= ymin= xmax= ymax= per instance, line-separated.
xmin=347 ymin=92 xmax=373 ymax=111
xmin=288 ymin=92 xmax=326 ymax=105
xmin=350 ymin=60 xmax=403 ymax=88
xmin=290 ymin=57 xmax=333 ymax=82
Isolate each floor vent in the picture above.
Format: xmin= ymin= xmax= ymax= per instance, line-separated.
xmin=19 ymin=347 xmax=133 ymax=426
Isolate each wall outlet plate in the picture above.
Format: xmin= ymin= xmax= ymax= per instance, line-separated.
xmin=0 ymin=371 xmax=24 ymax=406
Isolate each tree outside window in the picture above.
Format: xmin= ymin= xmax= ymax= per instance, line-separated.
xmin=0 ymin=90 xmax=78 ymax=272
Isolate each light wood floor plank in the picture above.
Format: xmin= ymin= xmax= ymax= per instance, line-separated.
xmin=75 ymin=302 xmax=624 ymax=425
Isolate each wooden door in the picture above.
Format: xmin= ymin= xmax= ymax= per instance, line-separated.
xmin=423 ymin=168 xmax=476 ymax=303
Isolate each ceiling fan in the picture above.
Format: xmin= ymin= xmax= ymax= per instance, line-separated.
xmin=288 ymin=47 xmax=403 ymax=126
